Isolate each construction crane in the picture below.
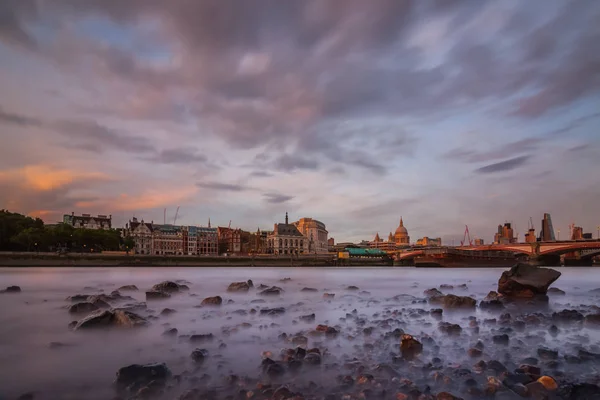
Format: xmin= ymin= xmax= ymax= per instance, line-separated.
xmin=228 ymin=220 xmax=232 ymax=229
xmin=173 ymin=206 xmax=180 ymax=225
xmin=528 ymin=217 xmax=534 ymax=230
xmin=461 ymin=225 xmax=473 ymax=247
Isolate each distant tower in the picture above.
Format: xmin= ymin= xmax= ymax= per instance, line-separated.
xmin=539 ymin=213 xmax=556 ymax=242
xmin=285 ymin=212 xmax=289 ymax=225
xmin=208 ymin=218 xmax=211 ymax=228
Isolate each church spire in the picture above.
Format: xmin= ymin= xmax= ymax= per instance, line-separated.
xmin=400 ymin=216 xmax=404 ymax=227
xmin=208 ymin=218 xmax=211 ymax=228
xmin=285 ymin=212 xmax=288 ymax=225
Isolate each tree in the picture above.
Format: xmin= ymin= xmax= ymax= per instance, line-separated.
xmin=123 ymin=237 xmax=135 ymax=254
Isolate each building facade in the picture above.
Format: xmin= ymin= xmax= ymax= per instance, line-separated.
xmin=63 ymin=212 xmax=112 ymax=230
xmin=394 ymin=217 xmax=410 ymax=246
xmin=415 ymin=237 xmax=442 ymax=247
xmin=293 ymin=217 xmax=329 ymax=254
xmin=369 ymin=232 xmax=397 ymax=252
xmin=126 ymin=218 xmax=153 ymax=254
xmin=267 ymin=213 xmax=308 ymax=255
xmin=217 ymin=227 xmax=242 ymax=254
xmin=494 ymin=222 xmax=516 ymax=244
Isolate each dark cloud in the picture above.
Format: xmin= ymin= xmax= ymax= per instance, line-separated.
xmin=144 ymin=148 xmax=208 ymax=165
xmin=0 ymin=0 xmax=39 ymax=50
xmin=196 ymin=182 xmax=251 ymax=192
xmin=475 ymin=155 xmax=530 ymax=174
xmin=0 ymin=107 xmax=42 ymax=127
xmin=248 ymin=171 xmax=273 ymax=178
xmin=263 ymin=193 xmax=294 ymax=204
xmin=53 ymin=120 xmax=155 ymax=154
xmin=446 ymin=138 xmax=540 ymax=163
xmin=273 ymin=154 xmax=319 ymax=172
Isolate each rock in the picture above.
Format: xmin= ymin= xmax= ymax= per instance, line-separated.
xmin=227 ymin=282 xmax=251 ymax=292
xmin=493 ymin=334 xmax=509 ymax=345
xmin=346 ymin=286 xmax=360 ymax=291
xmin=438 ymin=322 xmax=462 ymax=336
xmin=151 ymin=281 xmax=188 ymax=293
xmin=487 ymin=360 xmax=507 ymax=373
xmin=1 ymin=285 xmax=21 ymax=293
xmin=146 ymin=291 xmax=171 ymax=300
xmin=291 ymin=336 xmax=308 ymax=345
xmin=201 ymin=296 xmax=223 ymax=306
xmin=66 ymin=294 xmax=92 ymax=302
xmin=430 ymin=294 xmax=476 ymax=309
xmin=304 ymin=352 xmax=321 ymax=365
xmin=424 ymin=288 xmax=443 ymax=297
xmin=16 ymin=393 xmax=34 ymax=400
xmin=115 ymin=363 xmax=170 ymax=386
xmin=323 ymin=293 xmax=335 ymax=299
xmin=73 ymin=309 xmax=148 ymax=330
xmin=260 ymin=307 xmax=286 ymax=316
xmin=160 ymin=308 xmax=176 ymax=316
xmin=557 ymin=383 xmax=600 ymax=400
xmin=439 ymin=284 xmax=454 ymax=290
xmin=537 ymin=347 xmax=558 ymax=360
xmin=301 ymin=287 xmax=318 ymax=292
xmin=430 ymin=309 xmax=443 ymax=318
xmin=299 ymin=313 xmax=315 ymax=322
xmin=480 ymin=291 xmax=505 ymax=310
xmin=316 ymin=324 xmax=339 ymax=337
xmin=259 ymin=287 xmax=283 ymax=296
xmin=467 ymin=348 xmax=482 ymax=358
xmin=68 ymin=302 xmax=100 ymax=314
xmin=191 ymin=348 xmax=208 ymax=363
xmin=548 ymin=287 xmax=565 ymax=295
xmin=117 ymin=285 xmax=139 ymax=291
xmin=264 ymin=362 xmax=285 ymax=378
xmin=162 ymin=328 xmax=178 ymax=336
xmin=190 ymin=334 xmax=214 ymax=343
xmin=435 ymin=392 xmax=463 ymax=400
xmin=498 ymin=264 xmax=561 ymax=297
xmin=400 ymin=334 xmax=423 ymax=360
xmin=584 ymin=314 xmax=600 ymax=327
xmin=537 ymin=376 xmax=558 ymax=390
xmin=553 ymin=309 xmax=584 ymax=322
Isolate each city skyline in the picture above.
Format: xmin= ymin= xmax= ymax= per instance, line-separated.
xmin=1 ymin=1 xmax=600 ymax=244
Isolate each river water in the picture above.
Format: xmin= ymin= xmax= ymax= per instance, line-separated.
xmin=1 ymin=267 xmax=599 ymax=400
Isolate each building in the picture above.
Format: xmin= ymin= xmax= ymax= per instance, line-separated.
xmin=474 ymin=238 xmax=485 ymax=246
xmin=63 ymin=212 xmax=112 ymax=230
xmin=524 ymin=228 xmax=537 ymax=243
xmin=267 ymin=213 xmax=308 ymax=255
xmin=126 ymin=218 xmax=153 ymax=254
xmin=494 ymin=223 xmax=516 ymax=244
xmin=539 ymin=213 xmax=556 ymax=242
xmin=293 ymin=218 xmax=329 ymax=254
xmin=217 ymin=227 xmax=242 ymax=254
xmin=248 ymin=228 xmax=269 ymax=254
xmin=571 ymin=226 xmax=583 ymax=241
xmin=196 ymin=226 xmax=218 ymax=255
xmin=369 ymin=232 xmax=396 ymax=252
xmin=415 ymin=237 xmax=442 ymax=247
xmin=152 ymin=224 xmax=184 ymax=255
xmin=327 ymin=238 xmax=335 ymax=252
xmin=394 ymin=217 xmax=410 ymax=246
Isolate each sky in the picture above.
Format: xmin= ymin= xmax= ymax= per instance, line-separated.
xmin=0 ymin=0 xmax=599 ymax=244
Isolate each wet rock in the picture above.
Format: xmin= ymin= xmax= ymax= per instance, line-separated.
xmin=400 ymin=334 xmax=423 ymax=360
xmin=467 ymin=348 xmax=482 ymax=358
xmin=438 ymin=322 xmax=462 ymax=336
xmin=301 ymin=287 xmax=318 ymax=292
xmin=299 ymin=313 xmax=315 ymax=322
xmin=117 ymin=285 xmax=139 ymax=291
xmin=201 ymin=296 xmax=223 ymax=306
xmin=584 ymin=314 xmax=600 ymax=327
xmin=487 ymin=360 xmax=508 ymax=373
xmin=346 ymin=286 xmax=360 ymax=291
xmin=430 ymin=309 xmax=443 ymax=319
xmin=146 ymin=291 xmax=171 ymax=300
xmin=424 ymin=288 xmax=443 ymax=297
xmin=115 ymin=363 xmax=171 ymax=387
xmin=435 ymin=392 xmax=463 ymax=400
xmin=579 ymin=349 xmax=600 ymax=361
xmin=1 ymin=285 xmax=21 ymax=293
xmin=260 ymin=307 xmax=286 ymax=316
xmin=557 ymin=383 xmax=600 ymax=400
xmin=264 ymin=362 xmax=286 ymax=378
xmin=73 ymin=309 xmax=148 ymax=330
xmin=160 ymin=308 xmax=176 ymax=316
xmin=68 ymin=302 xmax=100 ymax=314
xmin=480 ymin=291 xmax=505 ymax=310
xmin=323 ymin=293 xmax=335 ymax=299
xmin=152 ymin=281 xmax=188 ymax=293
xmin=316 ymin=324 xmax=339 ymax=337
xmin=16 ymin=393 xmax=34 ymax=400
xmin=190 ymin=334 xmax=214 ymax=343
xmin=227 ymin=282 xmax=251 ymax=292
xmin=537 ymin=347 xmax=558 ymax=360
xmin=430 ymin=294 xmax=476 ymax=309
xmin=497 ymin=264 xmax=561 ymax=297
xmin=304 ymin=352 xmax=321 ymax=365
xmin=548 ymin=287 xmax=565 ymax=295
xmin=439 ymin=284 xmax=454 ymax=290
xmin=552 ymin=309 xmax=584 ymax=322
xmin=162 ymin=328 xmax=178 ymax=336
xmin=191 ymin=348 xmax=209 ymax=363
xmin=259 ymin=287 xmax=283 ymax=296
xmin=537 ymin=376 xmax=558 ymax=390
xmin=492 ymin=334 xmax=509 ymax=345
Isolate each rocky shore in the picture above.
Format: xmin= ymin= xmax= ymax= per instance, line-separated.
xmin=3 ymin=265 xmax=600 ymax=400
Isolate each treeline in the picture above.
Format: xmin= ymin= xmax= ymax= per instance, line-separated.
xmin=0 ymin=210 xmax=134 ymax=252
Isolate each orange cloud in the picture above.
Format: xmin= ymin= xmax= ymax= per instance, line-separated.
xmin=0 ymin=165 xmax=111 ymax=191
xmin=75 ymin=186 xmax=199 ymax=212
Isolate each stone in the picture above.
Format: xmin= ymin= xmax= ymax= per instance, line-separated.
xmin=190 ymin=334 xmax=214 ymax=343
xmin=146 ymin=291 xmax=171 ymax=300
xmin=265 ymin=363 xmax=286 ymax=378
xmin=557 ymin=383 xmax=600 ymax=400
xmin=480 ymin=291 xmax=505 ymax=310
xmin=430 ymin=309 xmax=443 ymax=318
xmin=227 ymin=282 xmax=251 ymax=292
xmin=424 ymin=288 xmax=443 ymax=297
xmin=492 ymin=334 xmax=509 ymax=345
xmin=260 ymin=307 xmax=286 ymax=316
xmin=323 ymin=293 xmax=335 ymax=299
xmin=584 ymin=314 xmax=600 ymax=327
xmin=16 ymin=393 xmax=34 ymax=400
xmin=304 ymin=352 xmax=321 ymax=365
xmin=68 ymin=302 xmax=100 ymax=314
xmin=519 ymin=364 xmax=541 ymax=376
xmin=547 ymin=287 xmax=565 ymax=295
xmin=115 ymin=363 xmax=170 ymax=386
xmin=117 ymin=285 xmax=139 ymax=291
xmin=467 ymin=348 xmax=482 ymax=358
xmin=537 ymin=347 xmax=558 ymax=360
xmin=431 ymin=294 xmax=477 ymax=309
xmin=400 ymin=334 xmax=423 ymax=360
xmin=160 ymin=308 xmax=176 ymax=316
xmin=259 ymin=287 xmax=283 ymax=296
xmin=497 ymin=264 xmax=561 ymax=297
xmin=201 ymin=296 xmax=223 ymax=306
xmin=487 ymin=360 xmax=508 ymax=373
xmin=151 ymin=281 xmax=188 ymax=293
xmin=552 ymin=309 xmax=584 ymax=322
xmin=299 ymin=313 xmax=315 ymax=322
xmin=301 ymin=287 xmax=318 ymax=292
xmin=537 ymin=376 xmax=558 ymax=390
xmin=438 ymin=322 xmax=462 ymax=336
xmin=162 ymin=328 xmax=178 ymax=336
xmin=73 ymin=309 xmax=148 ymax=330
xmin=346 ymin=286 xmax=360 ymax=291
xmin=1 ymin=285 xmax=21 ymax=293
xmin=435 ymin=392 xmax=463 ymax=400
xmin=191 ymin=348 xmax=209 ymax=363
xmin=440 ymin=284 xmax=454 ymax=290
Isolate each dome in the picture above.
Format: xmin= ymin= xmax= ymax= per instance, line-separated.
xmin=395 ymin=217 xmax=408 ymax=235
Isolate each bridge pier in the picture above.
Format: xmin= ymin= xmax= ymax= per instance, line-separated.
xmin=528 ymin=254 xmax=561 ymax=267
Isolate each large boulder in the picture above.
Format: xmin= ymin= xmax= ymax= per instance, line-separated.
xmin=480 ymin=291 xmax=505 ymax=310
xmin=69 ymin=302 xmax=100 ymax=314
xmin=151 ymin=281 xmax=188 ymax=293
xmin=201 ymin=296 xmax=223 ymax=306
xmin=73 ymin=309 xmax=148 ymax=330
xmin=146 ymin=291 xmax=171 ymax=300
xmin=400 ymin=334 xmax=423 ymax=360
xmin=1 ymin=285 xmax=21 ymax=293
xmin=259 ymin=286 xmax=283 ymax=296
xmin=227 ymin=281 xmax=251 ymax=292
xmin=115 ymin=363 xmax=171 ymax=387
xmin=117 ymin=285 xmax=139 ymax=291
xmin=430 ymin=294 xmax=476 ymax=309
xmin=498 ymin=264 xmax=561 ymax=298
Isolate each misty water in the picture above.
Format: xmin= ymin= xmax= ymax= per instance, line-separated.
xmin=1 ymin=267 xmax=600 ymax=400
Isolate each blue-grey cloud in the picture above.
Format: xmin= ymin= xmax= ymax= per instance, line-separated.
xmin=0 ymin=107 xmax=42 ymax=127
xmin=475 ymin=156 xmax=530 ymax=174
xmin=196 ymin=182 xmax=252 ymax=192
xmin=263 ymin=193 xmax=294 ymax=204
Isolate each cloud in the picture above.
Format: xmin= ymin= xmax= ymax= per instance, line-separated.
xmin=0 ymin=107 xmax=42 ymax=127
xmin=475 ymin=155 xmax=530 ymax=174
xmin=248 ymin=171 xmax=274 ymax=178
xmin=273 ymin=154 xmax=319 ymax=172
xmin=196 ymin=182 xmax=252 ymax=192
xmin=143 ymin=148 xmax=208 ymax=165
xmin=263 ymin=193 xmax=294 ymax=204
xmin=445 ymin=138 xmax=540 ymax=163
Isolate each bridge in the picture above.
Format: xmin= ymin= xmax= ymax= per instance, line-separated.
xmin=394 ymin=240 xmax=600 ymax=265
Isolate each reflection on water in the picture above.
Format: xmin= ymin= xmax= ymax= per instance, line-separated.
xmin=0 ymin=267 xmax=599 ymax=399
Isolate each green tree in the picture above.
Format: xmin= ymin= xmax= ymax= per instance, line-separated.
xmin=10 ymin=227 xmax=46 ymax=252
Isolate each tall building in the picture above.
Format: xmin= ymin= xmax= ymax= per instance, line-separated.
xmin=369 ymin=232 xmax=396 ymax=252
xmin=63 ymin=212 xmax=112 ymax=230
xmin=571 ymin=226 xmax=583 ymax=240
xmin=474 ymin=238 xmax=485 ymax=246
xmin=539 ymin=213 xmax=556 ymax=242
xmin=394 ymin=217 xmax=410 ymax=246
xmin=416 ymin=237 xmax=442 ymax=247
xmin=217 ymin=227 xmax=242 ymax=254
xmin=293 ymin=217 xmax=329 ymax=254
xmin=494 ymin=223 xmax=516 ymax=244
xmin=126 ymin=218 xmax=153 ymax=254
xmin=267 ymin=212 xmax=308 ymax=255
